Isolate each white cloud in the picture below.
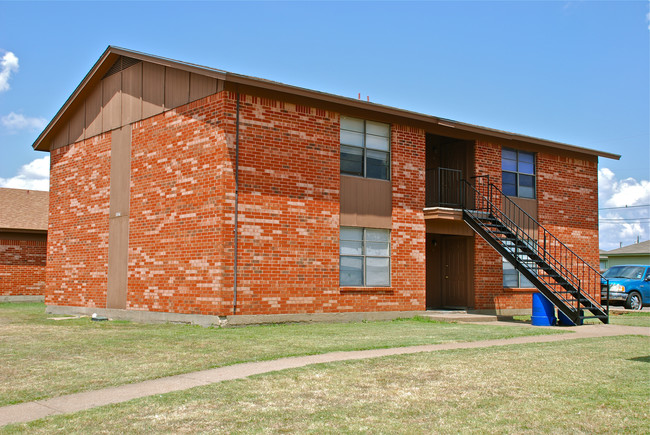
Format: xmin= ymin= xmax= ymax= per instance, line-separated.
xmin=0 ymin=155 xmax=50 ymax=191
xmin=1 ymin=112 xmax=48 ymax=132
xmin=598 ymin=167 xmax=650 ymax=250
xmin=0 ymin=51 xmax=19 ymax=92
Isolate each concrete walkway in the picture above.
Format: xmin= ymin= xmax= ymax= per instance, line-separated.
xmin=1 ymin=323 xmax=647 ymax=427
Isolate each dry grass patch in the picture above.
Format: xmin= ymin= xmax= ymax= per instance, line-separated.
xmin=514 ymin=310 xmax=650 ymax=327
xmin=6 ymin=335 xmax=648 ymax=434
xmin=0 ymin=303 xmax=563 ymax=406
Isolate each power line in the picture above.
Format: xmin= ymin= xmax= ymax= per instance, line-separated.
xmin=600 ymin=218 xmax=650 ymax=222
xmin=599 ymin=204 xmax=650 ymax=210
xmin=601 ymin=223 xmax=650 ymax=226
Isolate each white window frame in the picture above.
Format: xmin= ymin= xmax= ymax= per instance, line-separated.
xmin=502 ymin=148 xmax=536 ymax=199
xmin=502 ymin=258 xmax=535 ymax=288
xmin=340 ymin=227 xmax=391 ymax=287
xmin=340 ymin=116 xmax=391 ymax=181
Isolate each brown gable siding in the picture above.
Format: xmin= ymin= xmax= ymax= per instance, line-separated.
xmin=49 ymin=59 xmax=221 ymax=151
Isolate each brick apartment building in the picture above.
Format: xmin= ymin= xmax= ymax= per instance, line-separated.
xmin=0 ymin=188 xmax=48 ymax=300
xmin=32 ymin=47 xmax=619 ymax=324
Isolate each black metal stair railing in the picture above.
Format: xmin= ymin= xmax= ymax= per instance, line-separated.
xmin=461 ymin=175 xmax=609 ymax=325
xmin=425 ymin=168 xmax=463 ymax=208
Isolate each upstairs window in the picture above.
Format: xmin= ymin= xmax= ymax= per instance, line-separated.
xmin=340 ymin=117 xmax=390 ymax=180
xmin=502 ymin=148 xmax=535 ymax=198
xmin=340 ymin=227 xmax=391 ymax=287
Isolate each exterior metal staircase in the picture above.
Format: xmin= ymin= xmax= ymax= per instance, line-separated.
xmin=461 ymin=176 xmax=609 ymax=325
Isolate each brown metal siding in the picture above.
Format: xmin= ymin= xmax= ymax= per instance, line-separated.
xmin=102 ymin=72 xmax=121 ymax=132
xmin=69 ymin=104 xmax=85 ymax=144
xmin=106 ymin=125 xmax=132 ymax=309
xmin=108 ymin=126 xmax=132 ymax=217
xmin=121 ymin=62 xmax=142 ymax=125
xmin=51 ymin=122 xmax=68 ymax=150
xmin=339 ymin=175 xmax=392 ymax=229
xmin=85 ymin=84 xmax=102 ymax=138
xmin=142 ymin=62 xmax=165 ymax=118
xmin=107 ymin=217 xmax=129 ymax=309
xmin=45 ymin=61 xmax=221 ymax=151
xmin=503 ymin=197 xmax=538 ymax=232
xmin=164 ymin=67 xmax=189 ymax=109
xmin=425 ymin=219 xmax=474 ymax=236
xmin=190 ymin=73 xmax=217 ymax=102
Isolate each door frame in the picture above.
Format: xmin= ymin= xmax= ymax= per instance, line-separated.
xmin=426 ymin=233 xmax=474 ymax=310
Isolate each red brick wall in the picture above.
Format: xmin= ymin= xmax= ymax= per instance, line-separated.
xmin=0 ymin=239 xmax=46 ymax=296
xmin=473 ymin=140 xmax=515 ymax=310
xmin=220 ymin=94 xmax=425 ymax=315
xmin=44 ymin=88 xmax=598 ymax=316
xmin=472 ymin=140 xmax=601 ymax=310
xmin=44 ymin=89 xmax=426 ymax=316
xmin=537 ymin=151 xmax=600 ymax=299
xmin=388 ymin=125 xmax=426 ymax=311
xmin=229 ymin=93 xmax=340 ymax=314
xmin=46 ymin=134 xmax=111 ymax=307
xmin=127 ymin=93 xmax=232 ymax=315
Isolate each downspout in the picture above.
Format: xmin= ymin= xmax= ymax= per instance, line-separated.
xmin=233 ymin=92 xmax=240 ymax=315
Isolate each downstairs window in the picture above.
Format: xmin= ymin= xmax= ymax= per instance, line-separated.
xmin=340 ymin=227 xmax=390 ymax=287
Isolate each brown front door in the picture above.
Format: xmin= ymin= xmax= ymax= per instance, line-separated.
xmin=441 ymin=236 xmax=469 ymax=308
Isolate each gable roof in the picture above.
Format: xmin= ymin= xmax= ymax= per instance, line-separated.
xmin=602 ymin=240 xmax=650 ymax=256
xmin=0 ymin=188 xmax=49 ymax=232
xmin=32 ymin=46 xmax=621 ymax=161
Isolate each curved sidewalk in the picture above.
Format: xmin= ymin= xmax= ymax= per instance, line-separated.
xmin=1 ymin=323 xmax=647 ymax=427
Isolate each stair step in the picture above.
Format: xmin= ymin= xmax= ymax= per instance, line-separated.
xmin=481 ymin=221 xmax=505 ymax=226
xmin=463 ymin=207 xmax=608 ymax=324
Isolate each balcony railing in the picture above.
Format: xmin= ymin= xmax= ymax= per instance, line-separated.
xmin=425 ymin=167 xmax=463 ymax=208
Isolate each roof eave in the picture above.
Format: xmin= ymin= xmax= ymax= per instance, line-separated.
xmin=225 ymin=73 xmax=619 ymax=160
xmin=33 ymin=46 xmax=114 ymax=151
xmin=0 ymin=227 xmax=48 ymax=234
xmin=32 ymin=46 xmax=229 ymax=152
xmin=32 ymin=47 xmax=622 ymax=161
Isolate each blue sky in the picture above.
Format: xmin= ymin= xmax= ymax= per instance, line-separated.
xmin=0 ymin=1 xmax=648 ymax=250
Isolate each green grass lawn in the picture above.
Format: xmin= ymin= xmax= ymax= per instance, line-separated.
xmin=607 ymin=310 xmax=650 ymax=327
xmin=0 ymin=303 xmax=565 ymax=407
xmin=4 ymin=335 xmax=648 ymax=434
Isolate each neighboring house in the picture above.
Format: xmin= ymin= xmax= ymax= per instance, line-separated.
xmin=600 ymin=241 xmax=650 ymax=270
xmin=31 ymin=47 xmax=619 ymax=324
xmin=0 ymin=188 xmax=48 ymax=300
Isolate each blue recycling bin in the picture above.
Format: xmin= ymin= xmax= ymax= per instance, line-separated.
xmin=531 ymin=293 xmax=556 ymax=326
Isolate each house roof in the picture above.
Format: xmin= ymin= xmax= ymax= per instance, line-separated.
xmin=32 ymin=46 xmax=621 ymax=161
xmin=0 ymin=188 xmax=49 ymax=232
xmin=602 ymin=240 xmax=650 ymax=256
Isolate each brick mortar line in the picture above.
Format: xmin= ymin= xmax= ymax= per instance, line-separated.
xmin=0 ymin=324 xmax=647 ymax=427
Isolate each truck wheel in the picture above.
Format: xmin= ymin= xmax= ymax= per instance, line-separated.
xmin=625 ymin=292 xmax=643 ymax=310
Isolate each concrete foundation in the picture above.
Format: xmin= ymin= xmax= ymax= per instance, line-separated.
xmin=45 ymin=305 xmax=427 ymax=327
xmin=226 ymin=311 xmax=426 ymax=326
xmin=46 ymin=305 xmax=227 ymax=327
xmin=1 ymin=295 xmax=45 ymax=303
